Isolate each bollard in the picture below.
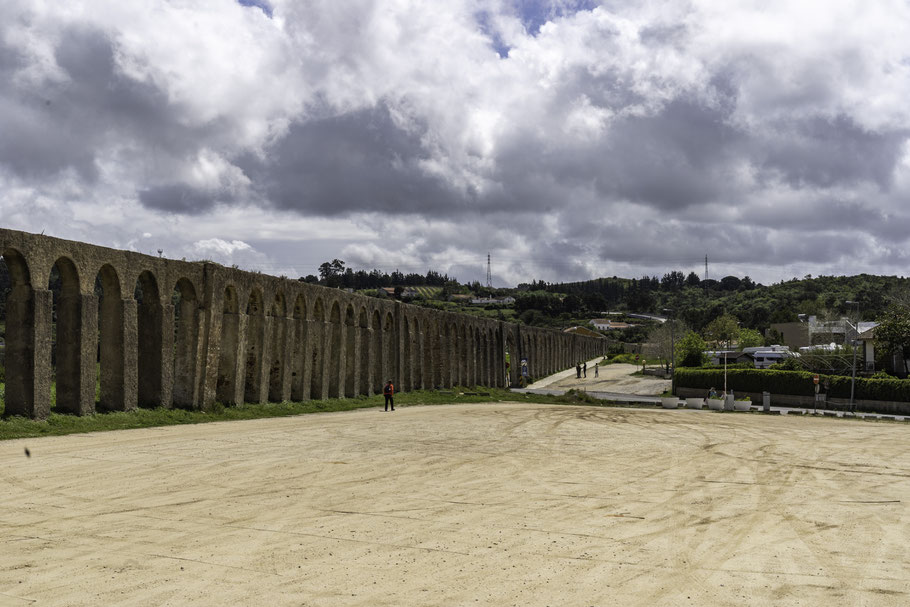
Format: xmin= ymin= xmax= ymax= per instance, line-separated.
xmin=724 ymin=393 xmax=734 ymax=411
xmin=762 ymin=391 xmax=770 ymax=413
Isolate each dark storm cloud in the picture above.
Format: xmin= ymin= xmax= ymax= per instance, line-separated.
xmin=753 ymin=114 xmax=908 ymax=190
xmin=487 ymin=92 xmax=742 ymax=216
xmin=598 ymin=98 xmax=742 ymax=207
xmin=0 ymin=36 xmax=100 ymax=180
xmin=138 ymin=184 xmax=221 ymax=214
xmin=2 ymin=1 xmax=909 ymax=286
xmin=0 ymin=24 xmax=229 ymax=190
xmin=239 ymin=104 xmax=461 ymax=216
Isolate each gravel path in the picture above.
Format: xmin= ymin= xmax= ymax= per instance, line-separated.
xmin=3 ymin=403 xmax=908 ymax=606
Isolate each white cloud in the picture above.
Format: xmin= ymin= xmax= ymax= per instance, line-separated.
xmin=1 ymin=0 xmax=909 ymax=286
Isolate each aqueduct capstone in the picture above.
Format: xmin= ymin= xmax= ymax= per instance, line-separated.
xmin=0 ymin=228 xmax=605 ymax=420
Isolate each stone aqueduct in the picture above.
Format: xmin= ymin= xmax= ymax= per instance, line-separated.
xmin=0 ymin=228 xmax=605 ymax=420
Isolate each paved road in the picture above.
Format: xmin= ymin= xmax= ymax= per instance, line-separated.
xmin=515 ymin=361 xmax=909 ymax=420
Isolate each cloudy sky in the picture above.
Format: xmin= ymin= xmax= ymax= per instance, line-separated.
xmin=1 ymin=0 xmax=909 ymax=286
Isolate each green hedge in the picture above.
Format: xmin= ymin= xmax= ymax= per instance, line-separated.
xmin=675 ymin=367 xmax=910 ymax=402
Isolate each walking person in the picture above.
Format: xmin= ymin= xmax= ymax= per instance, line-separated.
xmin=383 ymin=379 xmax=395 ymax=411
xmin=583 ymin=362 xmax=587 ymax=378
xmin=576 ymin=362 xmax=581 ymax=378
xmin=594 ymin=364 xmax=599 ymax=378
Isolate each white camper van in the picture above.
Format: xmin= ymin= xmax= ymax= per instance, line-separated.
xmin=742 ymin=345 xmax=795 ymax=369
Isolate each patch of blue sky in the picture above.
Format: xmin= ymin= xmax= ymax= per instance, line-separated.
xmin=513 ymin=0 xmax=599 ymax=34
xmin=474 ymin=10 xmax=512 ymax=58
xmin=238 ymin=0 xmax=273 ymax=18
xmin=476 ymin=1 xmax=599 ymax=57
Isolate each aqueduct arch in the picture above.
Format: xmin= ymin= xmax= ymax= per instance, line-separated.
xmin=0 ymin=228 xmax=606 ymax=419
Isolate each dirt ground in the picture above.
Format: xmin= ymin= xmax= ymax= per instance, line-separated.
xmin=545 ymin=362 xmax=671 ymax=395
xmin=2 ymin=403 xmax=909 ymax=606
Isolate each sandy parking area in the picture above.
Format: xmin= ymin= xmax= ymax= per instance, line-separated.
xmin=2 ymin=403 xmax=908 ymax=606
xmin=545 ymin=362 xmax=671 ymax=395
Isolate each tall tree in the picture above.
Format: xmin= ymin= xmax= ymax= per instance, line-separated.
xmin=874 ymin=305 xmax=910 ymax=376
xmin=704 ymin=313 xmax=740 ymax=348
xmin=651 ymin=319 xmax=688 ymax=372
xmin=675 ymin=331 xmax=708 ymax=367
xmin=738 ymin=328 xmax=764 ymax=349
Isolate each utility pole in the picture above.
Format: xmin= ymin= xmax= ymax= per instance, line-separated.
xmin=846 ymin=300 xmax=860 ymax=413
xmin=704 ymin=254 xmax=709 ymax=293
xmin=663 ymin=309 xmax=675 ymax=379
xmin=486 ymin=253 xmax=492 ymax=288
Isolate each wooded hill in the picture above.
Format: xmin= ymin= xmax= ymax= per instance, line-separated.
xmin=537 ymin=273 xmax=909 ymax=333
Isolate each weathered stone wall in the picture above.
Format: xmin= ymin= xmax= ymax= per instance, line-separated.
xmin=0 ymin=228 xmax=606 ymax=419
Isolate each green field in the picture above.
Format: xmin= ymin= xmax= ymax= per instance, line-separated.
xmin=413 ymin=286 xmax=442 ymax=298
xmin=0 ymin=388 xmax=618 ymax=441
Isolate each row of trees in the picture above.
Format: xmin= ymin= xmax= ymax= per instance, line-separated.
xmin=645 ymin=305 xmax=910 ymax=378
xmin=543 ymin=272 xmax=905 ymax=334
xmin=304 ymin=259 xmax=452 ymax=290
xmin=648 ymin=313 xmax=766 ymax=372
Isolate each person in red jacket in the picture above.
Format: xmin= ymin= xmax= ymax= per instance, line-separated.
xmin=383 ymin=379 xmax=395 ymax=411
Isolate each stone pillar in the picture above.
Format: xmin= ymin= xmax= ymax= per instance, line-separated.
xmin=290 ymin=315 xmax=307 ymax=401
xmin=100 ymin=297 xmax=138 ymax=411
xmin=421 ymin=321 xmax=432 ymax=390
xmin=4 ymin=287 xmax=52 ymax=419
xmin=197 ymin=267 xmax=222 ymax=410
xmin=159 ymin=302 xmax=175 ymax=408
xmin=358 ymin=323 xmax=370 ymax=396
xmin=171 ymin=299 xmax=200 ymax=409
xmin=137 ymin=298 xmax=166 ymax=408
xmin=55 ymin=292 xmax=97 ymax=416
xmin=231 ymin=312 xmax=248 ymax=405
xmin=343 ymin=317 xmax=352 ymax=398
xmin=301 ymin=318 xmax=315 ymax=401
xmin=258 ymin=315 xmax=273 ymax=404
xmin=319 ymin=320 xmax=331 ymax=400
xmin=190 ymin=302 xmax=207 ymax=408
xmin=121 ymin=298 xmax=139 ymax=411
xmin=280 ymin=316 xmax=295 ymax=401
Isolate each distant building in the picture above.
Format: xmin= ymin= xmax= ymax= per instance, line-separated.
xmin=379 ymin=287 xmax=419 ymax=299
xmin=770 ymin=316 xmax=878 ymax=349
xmin=448 ymin=294 xmax=473 ymax=303
xmin=564 ymin=326 xmax=605 ymax=338
xmin=470 ymin=296 xmax=515 ymax=305
xmin=706 ymin=351 xmax=755 ymax=366
xmin=591 ymin=319 xmax=633 ymax=331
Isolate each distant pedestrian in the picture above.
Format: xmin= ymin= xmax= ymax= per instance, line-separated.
xmin=383 ymin=379 xmax=395 ymax=411
xmin=594 ymin=364 xmax=599 ymax=378
xmin=576 ymin=363 xmax=581 ymax=378
xmin=583 ymin=362 xmax=587 ymax=378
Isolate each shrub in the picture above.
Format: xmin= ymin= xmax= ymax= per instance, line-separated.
xmin=560 ymin=389 xmax=601 ymax=404
xmin=770 ymin=357 xmax=802 ymax=371
xmin=674 ymin=367 xmax=910 ymax=402
xmin=607 ymin=353 xmax=640 ymax=365
xmin=675 ymin=331 xmax=708 ymax=367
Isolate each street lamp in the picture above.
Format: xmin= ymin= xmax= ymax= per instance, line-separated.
xmin=662 ymin=309 xmax=675 ymax=378
xmin=845 ymin=300 xmax=860 ymax=413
